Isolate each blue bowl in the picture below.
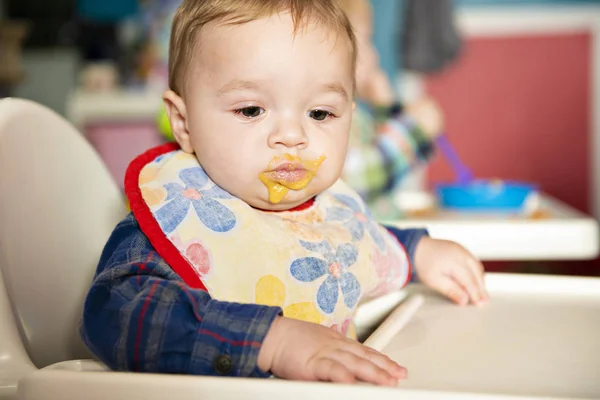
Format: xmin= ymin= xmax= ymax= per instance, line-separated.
xmin=436 ymin=180 xmax=537 ymax=211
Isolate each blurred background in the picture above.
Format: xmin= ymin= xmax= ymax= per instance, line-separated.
xmin=2 ymin=0 xmax=600 ymax=276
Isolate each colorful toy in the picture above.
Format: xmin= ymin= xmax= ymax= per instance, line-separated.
xmin=157 ymin=105 xmax=174 ymax=142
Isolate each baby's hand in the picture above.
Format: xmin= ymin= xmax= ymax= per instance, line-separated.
xmin=258 ymin=316 xmax=406 ymax=386
xmin=405 ymin=96 xmax=444 ymax=139
xmin=414 ymin=237 xmax=489 ymax=306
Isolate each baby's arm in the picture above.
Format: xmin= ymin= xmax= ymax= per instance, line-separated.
xmin=384 ymin=226 xmax=429 ymax=275
xmin=383 ymin=226 xmax=488 ymax=306
xmin=81 ymin=214 xmax=281 ymax=377
xmin=81 ymin=214 xmax=405 ymax=385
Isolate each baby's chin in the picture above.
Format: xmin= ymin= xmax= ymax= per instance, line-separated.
xmin=246 ymin=193 xmax=316 ymax=212
xmin=230 ymin=176 xmax=338 ymax=211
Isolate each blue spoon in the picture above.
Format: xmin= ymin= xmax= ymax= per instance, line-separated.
xmin=435 ymin=135 xmax=474 ymax=186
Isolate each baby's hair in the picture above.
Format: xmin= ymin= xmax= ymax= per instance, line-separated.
xmin=338 ymin=0 xmax=371 ymax=18
xmin=168 ymin=0 xmax=357 ymax=96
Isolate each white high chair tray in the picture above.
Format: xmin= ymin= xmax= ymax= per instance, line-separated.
xmin=368 ymin=273 xmax=600 ymax=400
xmin=17 ymin=273 xmax=599 ymax=400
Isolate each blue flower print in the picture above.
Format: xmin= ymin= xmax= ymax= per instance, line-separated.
xmin=326 ymin=194 xmax=385 ymax=249
xmin=154 ymin=167 xmax=236 ymax=233
xmin=154 ymin=151 xmax=176 ymax=164
xmin=290 ymin=240 xmax=361 ymax=314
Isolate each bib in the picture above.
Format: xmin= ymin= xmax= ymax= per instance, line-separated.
xmin=126 ymin=144 xmax=411 ymax=337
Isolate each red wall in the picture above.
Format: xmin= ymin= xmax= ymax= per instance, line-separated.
xmin=424 ymin=32 xmax=592 ymax=212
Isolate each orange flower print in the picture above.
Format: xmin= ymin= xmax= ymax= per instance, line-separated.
xmin=370 ymin=245 xmax=408 ymax=297
xmin=169 ymin=234 xmax=213 ymax=278
xmin=185 ymin=242 xmax=211 ymax=276
xmin=286 ymin=220 xmax=324 ymax=242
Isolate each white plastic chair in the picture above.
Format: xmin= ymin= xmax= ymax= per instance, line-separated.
xmin=0 ymin=98 xmax=444 ymax=400
xmin=0 ymin=97 xmax=126 ymax=398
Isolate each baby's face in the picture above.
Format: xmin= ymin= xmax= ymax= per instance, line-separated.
xmin=180 ymin=13 xmax=354 ymax=210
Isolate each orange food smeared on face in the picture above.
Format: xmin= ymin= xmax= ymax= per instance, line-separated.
xmin=259 ymin=154 xmax=326 ymax=204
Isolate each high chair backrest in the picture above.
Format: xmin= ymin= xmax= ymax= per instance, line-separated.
xmin=0 ymin=98 xmax=127 ymax=368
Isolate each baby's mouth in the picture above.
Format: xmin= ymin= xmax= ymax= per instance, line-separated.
xmin=263 ymin=163 xmax=310 ymax=189
xmin=259 ymin=155 xmax=325 ymax=204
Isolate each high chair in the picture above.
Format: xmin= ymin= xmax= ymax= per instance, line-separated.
xmin=0 ymin=98 xmax=427 ymax=400
xmin=0 ymin=97 xmax=126 ymax=398
xmin=3 ymin=97 xmax=599 ymax=400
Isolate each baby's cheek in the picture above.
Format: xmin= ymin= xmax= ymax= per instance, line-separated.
xmin=315 ymin=159 xmax=344 ymax=190
xmin=201 ymin=153 xmax=244 ymax=186
xmin=328 ymin=148 xmax=347 ymax=173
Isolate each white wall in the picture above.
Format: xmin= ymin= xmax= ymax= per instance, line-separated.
xmin=14 ymin=48 xmax=80 ymax=116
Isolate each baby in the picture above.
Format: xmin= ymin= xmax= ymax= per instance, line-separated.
xmin=81 ymin=0 xmax=487 ymax=387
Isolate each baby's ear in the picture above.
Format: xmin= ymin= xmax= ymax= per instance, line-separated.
xmin=162 ymin=90 xmax=194 ymax=153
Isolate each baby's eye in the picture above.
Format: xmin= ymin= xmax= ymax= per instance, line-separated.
xmin=309 ymin=109 xmax=335 ymax=121
xmin=235 ymin=106 xmax=265 ymax=118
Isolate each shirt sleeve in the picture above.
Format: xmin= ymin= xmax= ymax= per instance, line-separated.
xmin=384 ymin=226 xmax=429 ymax=282
xmin=80 ymin=214 xmax=282 ymax=377
xmin=342 ymin=106 xmax=435 ymax=201
xmin=342 ymin=107 xmax=390 ymax=202
xmin=375 ymin=114 xmax=435 ymax=187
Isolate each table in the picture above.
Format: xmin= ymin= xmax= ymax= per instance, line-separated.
xmin=383 ymin=194 xmax=599 ymax=261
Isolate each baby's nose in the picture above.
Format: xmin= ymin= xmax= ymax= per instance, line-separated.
xmin=268 ymin=119 xmax=308 ymax=149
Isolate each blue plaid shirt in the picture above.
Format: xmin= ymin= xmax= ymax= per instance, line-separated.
xmin=81 ymin=213 xmax=427 ymax=378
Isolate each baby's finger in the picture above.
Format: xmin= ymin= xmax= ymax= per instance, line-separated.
xmin=432 ymin=275 xmax=469 ymax=305
xmin=345 ymin=342 xmax=407 ymax=380
xmin=467 ymin=258 xmax=489 ymax=302
xmin=313 ymin=357 xmax=355 ymax=384
xmin=329 ymin=349 xmax=398 ymax=387
xmin=449 ymin=263 xmax=482 ymax=304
